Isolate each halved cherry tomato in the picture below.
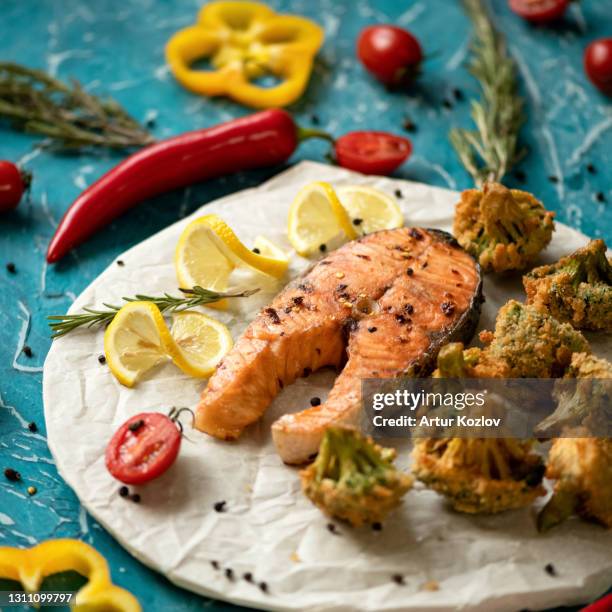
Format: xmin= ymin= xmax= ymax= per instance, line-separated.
xmin=509 ymin=0 xmax=569 ymax=23
xmin=0 ymin=161 xmax=30 ymax=213
xmin=357 ymin=25 xmax=423 ymax=88
xmin=335 ymin=131 xmax=412 ymax=176
xmin=584 ymin=38 xmax=612 ymax=96
xmin=105 ymin=412 xmax=181 ymax=485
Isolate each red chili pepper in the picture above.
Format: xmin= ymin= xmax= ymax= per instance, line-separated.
xmin=47 ymin=109 xmax=330 ymax=263
xmin=581 ymin=594 xmax=612 ymax=612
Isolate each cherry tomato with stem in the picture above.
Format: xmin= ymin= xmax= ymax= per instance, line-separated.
xmin=105 ymin=408 xmax=191 ymax=485
xmin=0 ymin=161 xmax=31 ymax=213
xmin=509 ymin=0 xmax=569 ymax=22
xmin=335 ymin=131 xmax=412 ymax=176
xmin=584 ymin=38 xmax=612 ymax=96
xmin=357 ymin=25 xmax=423 ymax=88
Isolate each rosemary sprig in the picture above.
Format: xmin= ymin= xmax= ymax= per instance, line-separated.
xmin=48 ymin=286 xmax=259 ymax=339
xmin=450 ymin=0 xmax=526 ymax=186
xmin=0 ymin=62 xmax=155 ymax=150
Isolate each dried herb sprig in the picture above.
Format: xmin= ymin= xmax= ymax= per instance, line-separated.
xmin=48 ymin=286 xmax=258 ymax=338
xmin=0 ymin=62 xmax=155 ymax=150
xmin=450 ymin=0 xmax=526 ymax=186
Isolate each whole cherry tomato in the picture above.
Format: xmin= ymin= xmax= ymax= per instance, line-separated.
xmin=357 ymin=25 xmax=423 ymax=88
xmin=584 ymin=38 xmax=612 ymax=96
xmin=335 ymin=131 xmax=412 ymax=175
xmin=509 ymin=0 xmax=569 ymax=22
xmin=105 ymin=412 xmax=182 ymax=485
xmin=0 ymin=161 xmax=30 ymax=213
xmin=581 ymin=594 xmax=612 ymax=612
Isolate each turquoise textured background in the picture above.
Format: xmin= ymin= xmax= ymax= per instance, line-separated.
xmin=0 ymin=0 xmax=610 ymax=610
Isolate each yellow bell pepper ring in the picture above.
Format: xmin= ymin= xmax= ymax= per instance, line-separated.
xmin=166 ymin=1 xmax=324 ymax=108
xmin=0 ymin=538 xmax=141 ymax=612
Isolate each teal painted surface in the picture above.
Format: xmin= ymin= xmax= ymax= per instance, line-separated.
xmin=0 ymin=0 xmax=610 ymax=610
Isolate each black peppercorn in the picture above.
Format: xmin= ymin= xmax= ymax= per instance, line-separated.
xmin=4 ymin=468 xmax=21 ymax=482
xmin=22 ymin=346 xmax=33 ymax=358
xmin=28 ymin=422 xmax=37 ymax=433
xmin=310 ymin=397 xmax=321 ymax=406
xmin=214 ymin=500 xmax=227 ymax=512
xmin=119 ymin=486 xmax=129 ymax=497
xmin=6 ymin=262 xmax=16 ymax=274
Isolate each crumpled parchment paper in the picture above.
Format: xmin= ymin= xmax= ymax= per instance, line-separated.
xmin=44 ymin=161 xmax=612 ymax=612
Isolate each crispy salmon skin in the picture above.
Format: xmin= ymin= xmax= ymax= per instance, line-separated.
xmin=195 ymin=228 xmax=483 ymax=464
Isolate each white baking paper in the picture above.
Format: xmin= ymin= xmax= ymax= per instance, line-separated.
xmin=43 ymin=161 xmax=612 ymax=612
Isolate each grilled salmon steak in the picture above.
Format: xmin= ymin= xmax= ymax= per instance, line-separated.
xmin=196 ymin=228 xmax=483 ymax=464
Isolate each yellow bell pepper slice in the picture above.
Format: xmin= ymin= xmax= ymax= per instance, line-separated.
xmin=0 ymin=539 xmax=141 ymax=611
xmin=166 ymin=1 xmax=324 ymax=108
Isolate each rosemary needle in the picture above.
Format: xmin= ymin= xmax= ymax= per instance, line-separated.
xmin=450 ymin=0 xmax=527 ymax=186
xmin=48 ymin=286 xmax=259 ymax=339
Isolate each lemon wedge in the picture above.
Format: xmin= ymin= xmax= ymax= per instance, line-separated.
xmin=104 ymin=301 xmax=173 ymax=388
xmin=169 ymin=310 xmax=233 ymax=378
xmin=287 ymin=181 xmax=358 ymax=256
xmin=336 ymin=185 xmax=404 ymax=235
xmin=175 ymin=215 xmax=288 ymax=308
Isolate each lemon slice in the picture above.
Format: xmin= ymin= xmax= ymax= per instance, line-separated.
xmin=169 ymin=310 xmax=233 ymax=378
xmin=253 ymin=235 xmax=289 ymax=262
xmin=104 ymin=301 xmax=172 ymax=388
xmin=175 ymin=215 xmax=288 ymax=309
xmin=287 ymin=181 xmax=358 ymax=256
xmin=336 ymin=185 xmax=404 ymax=235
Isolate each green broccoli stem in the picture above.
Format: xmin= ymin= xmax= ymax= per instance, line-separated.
xmin=537 ymin=488 xmax=577 ymax=532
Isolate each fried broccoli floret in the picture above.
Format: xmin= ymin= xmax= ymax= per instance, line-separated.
xmin=538 ymin=436 xmax=612 ymax=531
xmin=433 ymin=342 xmax=484 ymax=378
xmin=434 ymin=302 xmax=590 ymax=379
xmin=412 ymin=438 xmax=545 ymax=514
xmin=300 ymin=427 xmax=413 ymax=527
xmin=524 ymin=239 xmax=612 ymax=331
xmin=433 ymin=341 xmax=510 ymax=378
xmin=478 ymin=300 xmax=590 ymax=378
xmin=536 ymin=353 xmax=612 ymax=437
xmin=454 ymin=182 xmax=555 ymax=273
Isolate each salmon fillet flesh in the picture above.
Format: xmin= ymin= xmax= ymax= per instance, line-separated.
xmin=195 ymin=228 xmax=483 ymax=464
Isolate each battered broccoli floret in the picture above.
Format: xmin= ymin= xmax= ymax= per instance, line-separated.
xmin=433 ymin=341 xmax=510 ymax=378
xmin=536 ymin=353 xmax=612 ymax=437
xmin=478 ymin=300 xmax=590 ymax=378
xmin=523 ymin=239 xmax=612 ymax=331
xmin=434 ymin=302 xmax=589 ymax=379
xmin=411 ymin=438 xmax=545 ymax=514
xmin=433 ymin=342 xmax=483 ymax=378
xmin=454 ymin=182 xmax=555 ymax=273
xmin=537 ymin=436 xmax=612 ymax=531
xmin=300 ymin=427 xmax=413 ymax=527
